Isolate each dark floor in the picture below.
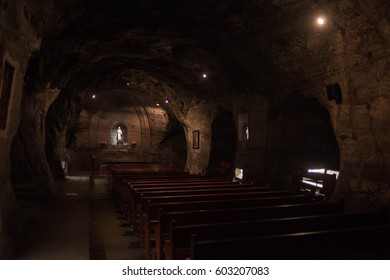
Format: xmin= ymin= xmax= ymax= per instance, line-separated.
xmin=15 ymin=172 xmax=147 ymax=260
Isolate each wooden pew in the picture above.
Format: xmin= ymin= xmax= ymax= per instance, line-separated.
xmin=140 ymin=195 xmax=312 ymax=258
xmin=191 ymin=224 xmax=390 ymax=260
xmin=112 ymin=171 xmax=197 ymax=199
xmin=100 ymin=161 xmax=152 ymax=174
xmin=152 ymin=201 xmax=344 ymax=259
xmin=129 ymin=185 xmax=270 ymax=215
xmin=107 ymin=163 xmax=172 ymax=176
xmin=114 ymin=173 xmax=219 ymax=203
xmin=141 ymin=194 xmax=314 ymax=228
xmin=121 ymin=177 xmax=233 ymax=198
xmin=131 ymin=185 xmax=275 ymax=218
xmin=138 ymin=194 xmax=314 ymax=241
xmin=107 ymin=163 xmax=187 ymax=193
xmin=107 ymin=163 xmax=162 ymax=184
xmin=165 ymin=210 xmax=388 ymax=259
xmin=119 ymin=179 xmax=238 ymax=212
xmin=125 ymin=178 xmax=230 ymax=187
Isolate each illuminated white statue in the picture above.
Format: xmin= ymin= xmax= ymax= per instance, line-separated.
xmin=117 ymin=127 xmax=123 ymax=142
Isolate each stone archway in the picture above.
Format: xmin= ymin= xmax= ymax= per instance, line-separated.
xmin=265 ymin=93 xmax=340 ymax=187
xmin=158 ymin=114 xmax=187 ymax=170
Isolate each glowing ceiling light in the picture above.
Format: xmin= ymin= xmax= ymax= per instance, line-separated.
xmin=317 ymin=17 xmax=325 ymax=25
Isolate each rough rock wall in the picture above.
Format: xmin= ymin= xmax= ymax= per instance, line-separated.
xmin=203 ymin=0 xmax=390 ymax=211
xmin=11 ymin=88 xmax=59 ymax=192
xmin=144 ymin=106 xmax=170 ymax=162
xmin=0 ymin=0 xmax=41 ymax=258
xmin=230 ymin=0 xmax=390 ymax=210
xmin=325 ymin=0 xmax=390 ymax=210
xmin=182 ymin=103 xmax=217 ymax=175
xmin=158 ymin=113 xmax=187 ymax=170
xmin=45 ymin=88 xmax=87 ymax=181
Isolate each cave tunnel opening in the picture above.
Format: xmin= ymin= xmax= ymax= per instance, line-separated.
xmin=208 ymin=107 xmax=237 ymax=178
xmin=158 ymin=113 xmax=187 ymax=170
xmin=265 ymin=93 xmax=340 ymax=187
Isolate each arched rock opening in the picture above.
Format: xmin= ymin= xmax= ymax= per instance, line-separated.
xmin=208 ymin=107 xmax=237 ymax=178
xmin=63 ymin=90 xmax=171 ymax=171
xmin=158 ymin=114 xmax=187 ymax=170
xmin=265 ymin=93 xmax=340 ymax=188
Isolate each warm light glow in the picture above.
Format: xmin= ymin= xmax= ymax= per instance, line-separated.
xmin=317 ymin=17 xmax=325 ymax=25
xmin=126 ymin=82 xmax=130 ymax=86
xmin=202 ymin=73 xmax=208 ymax=78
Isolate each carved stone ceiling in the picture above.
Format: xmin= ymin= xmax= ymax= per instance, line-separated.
xmin=25 ymin=0 xmax=330 ymax=107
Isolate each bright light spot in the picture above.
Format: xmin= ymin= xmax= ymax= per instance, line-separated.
xmin=302 ymin=179 xmax=323 ymax=188
xmin=156 ymin=103 xmax=160 ymax=107
xmin=202 ymin=73 xmax=208 ymax=78
xmin=317 ymin=17 xmax=325 ymax=25
xmin=307 ymin=168 xmax=339 ymax=179
xmin=126 ymin=82 xmax=130 ymax=86
xmin=165 ymin=100 xmax=169 ymax=104
xmin=308 ymin=168 xmax=325 ymax=174
xmin=234 ymin=168 xmax=243 ymax=180
xmin=326 ymin=169 xmax=340 ymax=179
xmin=92 ymin=94 xmax=96 ymax=99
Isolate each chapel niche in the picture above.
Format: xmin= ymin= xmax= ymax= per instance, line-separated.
xmin=112 ymin=122 xmax=128 ymax=146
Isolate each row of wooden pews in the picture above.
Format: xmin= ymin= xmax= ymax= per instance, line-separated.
xmin=108 ymin=163 xmax=390 ymax=260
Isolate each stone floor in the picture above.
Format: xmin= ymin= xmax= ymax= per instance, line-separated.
xmin=15 ymin=171 xmax=147 ymax=260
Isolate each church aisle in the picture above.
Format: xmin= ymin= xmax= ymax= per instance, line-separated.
xmin=89 ymin=175 xmax=147 ymax=260
xmin=15 ymin=172 xmax=147 ymax=260
xmin=16 ymin=174 xmax=91 ymax=259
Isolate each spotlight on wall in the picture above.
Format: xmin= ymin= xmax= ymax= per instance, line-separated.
xmin=326 ymin=82 xmax=342 ymax=104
